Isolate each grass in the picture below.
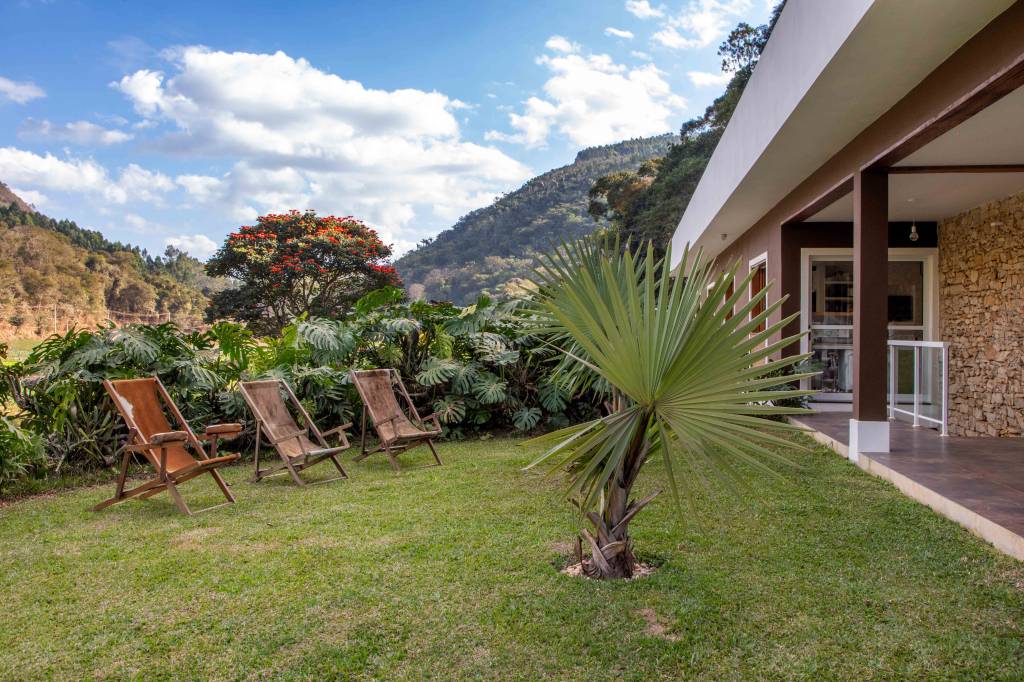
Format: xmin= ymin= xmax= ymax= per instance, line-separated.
xmin=2 ymin=338 xmax=38 ymax=363
xmin=1 ymin=435 xmax=1022 ymax=680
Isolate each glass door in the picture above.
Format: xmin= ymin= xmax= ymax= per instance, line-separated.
xmin=807 ymin=256 xmax=928 ymax=400
xmin=808 ymin=259 xmax=855 ymax=396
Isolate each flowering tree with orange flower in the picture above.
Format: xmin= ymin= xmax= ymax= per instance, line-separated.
xmin=205 ymin=210 xmax=402 ymax=333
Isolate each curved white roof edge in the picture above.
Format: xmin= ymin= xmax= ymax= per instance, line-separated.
xmin=669 ymin=0 xmax=1015 ymax=268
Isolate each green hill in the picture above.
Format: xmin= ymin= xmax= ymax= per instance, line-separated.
xmin=397 ymin=4 xmax=785 ymax=305
xmin=0 ymin=183 xmax=228 ymax=340
xmin=395 ymin=135 xmax=675 ymax=304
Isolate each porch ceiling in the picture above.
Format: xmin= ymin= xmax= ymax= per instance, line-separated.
xmin=808 ymin=85 xmax=1024 ymax=222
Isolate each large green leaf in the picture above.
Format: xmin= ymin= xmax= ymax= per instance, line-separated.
xmin=524 ymin=238 xmax=816 ymax=514
xmin=512 ymin=406 xmax=542 ymax=431
xmin=472 ymin=372 xmax=508 ymax=404
xmin=416 ymin=357 xmax=460 ymax=386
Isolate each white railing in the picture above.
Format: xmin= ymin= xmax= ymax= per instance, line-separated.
xmin=888 ymin=339 xmax=950 ymax=436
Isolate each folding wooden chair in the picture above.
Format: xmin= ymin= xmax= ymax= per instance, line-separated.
xmin=350 ymin=369 xmax=443 ymax=471
xmin=98 ymin=377 xmax=242 ymax=516
xmin=239 ymin=379 xmax=351 ymax=486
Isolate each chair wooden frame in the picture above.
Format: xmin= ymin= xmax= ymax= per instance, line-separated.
xmin=350 ymin=368 xmax=443 ymax=472
xmin=239 ymin=379 xmax=351 ymax=486
xmin=98 ymin=377 xmax=242 ymax=516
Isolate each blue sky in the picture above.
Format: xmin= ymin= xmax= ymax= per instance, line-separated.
xmin=0 ymin=0 xmax=770 ymax=259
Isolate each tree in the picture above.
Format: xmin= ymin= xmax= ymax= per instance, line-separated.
xmin=525 ymin=238 xmax=814 ymax=579
xmin=588 ymin=1 xmax=787 ymax=251
xmin=205 ymin=211 xmax=401 ymax=334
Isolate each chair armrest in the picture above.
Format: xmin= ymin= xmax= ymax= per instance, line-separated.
xmin=321 ymin=423 xmax=353 ymax=437
xmin=201 ymin=423 xmax=243 ymax=440
xmin=420 ymin=413 xmax=442 ymax=431
xmin=127 ymin=431 xmax=189 ymax=451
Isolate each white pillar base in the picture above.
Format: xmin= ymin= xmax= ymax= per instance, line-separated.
xmin=848 ymin=419 xmax=890 ymax=462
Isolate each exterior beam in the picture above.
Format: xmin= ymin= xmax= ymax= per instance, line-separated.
xmin=888 ymin=164 xmax=1024 ymax=174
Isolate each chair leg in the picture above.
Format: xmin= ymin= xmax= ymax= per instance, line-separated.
xmin=383 ymin=442 xmax=401 ymax=472
xmin=252 ymin=423 xmax=263 ymax=482
xmin=329 ymin=454 xmax=349 ymax=478
xmin=93 ymin=477 xmax=164 ymax=510
xmin=284 ymin=457 xmax=306 ymax=486
xmin=165 ymin=480 xmax=192 ymax=516
xmin=137 ymin=482 xmax=169 ymax=500
xmin=359 ymin=406 xmax=368 ymax=457
xmin=210 ymin=469 xmax=236 ymax=503
xmin=426 ymin=439 xmax=443 ymax=466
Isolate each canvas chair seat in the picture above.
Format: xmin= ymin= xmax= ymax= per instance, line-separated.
xmin=97 ymin=377 xmax=241 ymax=516
xmin=239 ymin=379 xmax=351 ymax=486
xmin=377 ymin=412 xmax=442 ymax=443
xmin=350 ymin=369 xmax=443 ymax=471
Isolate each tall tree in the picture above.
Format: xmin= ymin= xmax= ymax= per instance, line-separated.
xmin=205 ymin=211 xmax=401 ymax=334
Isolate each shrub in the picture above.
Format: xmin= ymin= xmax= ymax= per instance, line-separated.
xmin=0 ymin=288 xmax=601 ymax=490
xmin=0 ymin=416 xmax=45 ymax=494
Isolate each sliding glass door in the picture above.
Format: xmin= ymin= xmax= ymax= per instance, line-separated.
xmin=806 ymin=254 xmax=930 ymax=400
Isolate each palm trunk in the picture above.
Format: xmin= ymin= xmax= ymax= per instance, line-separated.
xmin=579 ymin=410 xmax=659 ymax=579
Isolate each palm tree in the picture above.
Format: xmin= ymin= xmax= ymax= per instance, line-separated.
xmin=525 ymin=239 xmax=815 ymax=579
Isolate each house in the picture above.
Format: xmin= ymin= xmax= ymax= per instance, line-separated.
xmin=671 ymin=0 xmax=1024 ymax=558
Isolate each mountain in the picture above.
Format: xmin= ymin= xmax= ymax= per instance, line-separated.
xmin=0 ymin=183 xmax=32 ymax=213
xmin=0 ymin=183 xmax=228 ymax=341
xmin=395 ymin=134 xmax=675 ymax=304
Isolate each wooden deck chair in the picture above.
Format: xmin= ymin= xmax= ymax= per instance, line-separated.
xmin=239 ymin=379 xmax=351 ymax=486
xmin=98 ymin=377 xmax=242 ymax=516
xmin=350 ymin=369 xmax=443 ymax=471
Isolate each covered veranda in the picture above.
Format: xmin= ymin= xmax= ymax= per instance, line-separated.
xmin=787 ymin=56 xmax=1024 ymax=559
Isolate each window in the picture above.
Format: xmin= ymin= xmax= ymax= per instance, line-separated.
xmin=749 ymin=254 xmax=767 ymax=333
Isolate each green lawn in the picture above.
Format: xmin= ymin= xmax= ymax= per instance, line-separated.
xmin=2 ymin=338 xmax=38 ymax=363
xmin=1 ymin=436 xmax=1022 ymax=680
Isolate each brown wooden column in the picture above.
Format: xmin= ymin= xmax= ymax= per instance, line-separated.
xmin=852 ymin=169 xmax=889 ymax=423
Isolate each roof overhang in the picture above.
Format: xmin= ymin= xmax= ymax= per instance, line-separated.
xmin=669 ymin=0 xmax=1016 ymax=267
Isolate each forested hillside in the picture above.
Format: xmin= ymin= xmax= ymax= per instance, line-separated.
xmin=588 ymin=4 xmax=784 ymax=250
xmin=395 ymin=135 xmax=674 ymax=303
xmin=0 ymin=183 xmax=229 ymax=340
xmin=397 ymin=5 xmax=784 ymax=305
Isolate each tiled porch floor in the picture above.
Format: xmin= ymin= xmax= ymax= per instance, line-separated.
xmin=794 ymin=410 xmax=1024 ymax=557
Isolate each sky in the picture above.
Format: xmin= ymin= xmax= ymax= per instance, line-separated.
xmin=0 ymin=0 xmax=771 ymax=260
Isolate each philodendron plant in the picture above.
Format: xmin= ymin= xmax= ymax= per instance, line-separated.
xmin=525 ymin=238 xmax=816 ymax=579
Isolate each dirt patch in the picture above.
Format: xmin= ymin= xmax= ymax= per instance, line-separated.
xmin=548 ymin=539 xmax=576 ymax=555
xmin=636 ymin=607 xmax=679 ymax=641
xmin=173 ymin=527 xmax=222 ymax=550
xmin=560 ymin=561 xmax=657 ymax=580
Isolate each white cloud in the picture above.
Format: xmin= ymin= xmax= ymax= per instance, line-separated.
xmin=544 ymin=35 xmax=578 ymax=54
xmin=604 ymin=27 xmax=635 ymax=39
xmin=117 ymin=164 xmax=174 ymax=204
xmin=9 ymin=187 xmax=47 ymax=208
xmin=631 ymin=50 xmax=653 ymax=60
xmin=687 ymin=70 xmax=732 ymax=87
xmin=20 ymin=118 xmax=133 ymax=145
xmin=486 ymin=45 xmax=685 ymax=149
xmin=0 ymin=76 xmax=45 ymax=104
xmin=626 ymin=0 xmax=664 ymax=19
xmin=653 ymin=0 xmax=751 ymax=50
xmin=176 ymin=174 xmax=224 ymax=204
xmin=0 ymin=147 xmax=174 ymax=206
xmin=165 ymin=234 xmax=218 ymax=259
xmin=111 ymin=46 xmax=532 ymax=253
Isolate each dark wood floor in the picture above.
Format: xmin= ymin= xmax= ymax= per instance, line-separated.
xmin=797 ymin=411 xmax=1024 ymax=536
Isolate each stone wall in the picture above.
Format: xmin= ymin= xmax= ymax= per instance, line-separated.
xmin=939 ymin=190 xmax=1024 ymax=437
